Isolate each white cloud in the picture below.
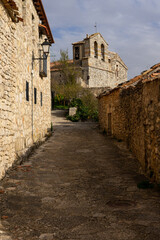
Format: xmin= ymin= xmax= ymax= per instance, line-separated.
xmin=43 ymin=0 xmax=160 ymax=79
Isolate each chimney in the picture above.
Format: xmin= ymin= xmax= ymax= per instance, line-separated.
xmin=86 ymin=34 xmax=89 ymax=38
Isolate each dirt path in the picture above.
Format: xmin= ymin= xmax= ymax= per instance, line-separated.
xmin=0 ymin=110 xmax=160 ymax=240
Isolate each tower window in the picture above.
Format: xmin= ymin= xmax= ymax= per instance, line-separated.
xmin=116 ymin=65 xmax=119 ymax=78
xmin=101 ymin=44 xmax=105 ymax=61
xmin=75 ymin=47 xmax=80 ymax=60
xmin=94 ymin=41 xmax=98 ymax=58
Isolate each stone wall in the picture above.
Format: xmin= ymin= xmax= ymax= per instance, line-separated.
xmin=0 ymin=0 xmax=52 ymax=179
xmin=108 ymin=52 xmax=128 ymax=87
xmin=98 ymin=74 xmax=160 ymax=183
xmin=0 ymin=1 xmax=16 ymax=177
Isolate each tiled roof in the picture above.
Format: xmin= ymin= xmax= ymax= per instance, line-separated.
xmin=87 ymin=33 xmax=109 ymax=46
xmin=72 ymin=33 xmax=109 ymax=46
xmin=72 ymin=41 xmax=85 ymax=45
xmin=33 ymin=0 xmax=54 ymax=44
xmin=2 ymin=0 xmax=54 ymax=44
xmin=50 ymin=60 xmax=74 ymax=71
xmin=98 ymin=63 xmax=160 ymax=98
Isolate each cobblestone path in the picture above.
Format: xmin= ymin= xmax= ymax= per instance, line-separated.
xmin=0 ymin=110 xmax=160 ymax=240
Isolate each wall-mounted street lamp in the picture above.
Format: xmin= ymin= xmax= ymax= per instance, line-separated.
xmin=41 ymin=38 xmax=51 ymax=57
xmin=31 ymin=38 xmax=51 ymax=141
xmin=32 ymin=38 xmax=51 ymax=62
xmin=32 ymin=38 xmax=51 ymax=78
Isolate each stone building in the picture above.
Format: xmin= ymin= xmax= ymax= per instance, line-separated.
xmin=51 ymin=33 xmax=128 ymax=95
xmin=0 ymin=0 xmax=54 ymax=179
xmin=98 ymin=63 xmax=160 ymax=183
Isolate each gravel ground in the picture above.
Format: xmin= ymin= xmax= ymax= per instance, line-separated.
xmin=0 ymin=110 xmax=160 ymax=240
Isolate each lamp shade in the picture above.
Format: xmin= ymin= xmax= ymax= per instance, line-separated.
xmin=42 ymin=38 xmax=50 ymax=55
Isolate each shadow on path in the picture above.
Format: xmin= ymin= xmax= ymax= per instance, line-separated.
xmin=0 ymin=110 xmax=160 ymax=240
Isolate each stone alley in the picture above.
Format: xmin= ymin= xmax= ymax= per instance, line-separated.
xmin=0 ymin=110 xmax=160 ymax=240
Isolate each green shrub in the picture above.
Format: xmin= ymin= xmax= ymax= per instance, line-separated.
xmin=69 ymin=98 xmax=83 ymax=108
xmin=90 ymin=110 xmax=99 ymax=122
xmin=51 ymin=122 xmax=53 ymax=132
xmin=54 ymin=105 xmax=69 ymax=110
xmin=78 ymin=105 xmax=89 ymax=121
xmin=54 ymin=94 xmax=65 ymax=106
xmin=67 ymin=114 xmax=80 ymax=122
xmin=68 ymin=96 xmax=98 ymax=122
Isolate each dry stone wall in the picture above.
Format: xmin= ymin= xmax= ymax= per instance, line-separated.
xmin=98 ymin=77 xmax=160 ymax=183
xmin=0 ymin=0 xmax=51 ymax=179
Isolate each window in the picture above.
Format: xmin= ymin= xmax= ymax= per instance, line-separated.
xmin=34 ymin=88 xmax=37 ymax=104
xmin=26 ymin=81 xmax=29 ymax=101
xmin=116 ymin=64 xmax=119 ymax=77
xmin=40 ymin=92 xmax=42 ymax=106
xmin=75 ymin=47 xmax=80 ymax=60
xmin=108 ymin=59 xmax=111 ymax=63
xmin=32 ymin=14 xmax=35 ymax=25
xmin=101 ymin=44 xmax=105 ymax=61
xmin=32 ymin=14 xmax=35 ymax=44
xmin=94 ymin=41 xmax=98 ymax=58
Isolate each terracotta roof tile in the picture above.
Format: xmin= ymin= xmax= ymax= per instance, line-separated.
xmin=50 ymin=60 xmax=74 ymax=71
xmin=2 ymin=0 xmax=54 ymax=44
xmin=151 ymin=63 xmax=160 ymax=69
xmin=33 ymin=0 xmax=54 ymax=44
xmin=72 ymin=41 xmax=85 ymax=45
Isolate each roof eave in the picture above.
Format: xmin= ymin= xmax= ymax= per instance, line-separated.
xmin=33 ymin=0 xmax=54 ymax=44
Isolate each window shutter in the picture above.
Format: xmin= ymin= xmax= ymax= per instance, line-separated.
xmin=34 ymin=88 xmax=37 ymax=104
xmin=40 ymin=92 xmax=42 ymax=106
xmin=26 ymin=81 xmax=29 ymax=101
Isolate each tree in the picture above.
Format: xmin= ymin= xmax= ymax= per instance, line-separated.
xmin=52 ymin=50 xmax=98 ymax=121
xmin=52 ymin=49 xmax=82 ymax=104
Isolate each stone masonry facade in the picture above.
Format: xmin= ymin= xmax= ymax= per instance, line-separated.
xmin=0 ymin=0 xmax=54 ymax=179
xmin=51 ymin=33 xmax=128 ymax=95
xmin=98 ymin=63 xmax=160 ymax=183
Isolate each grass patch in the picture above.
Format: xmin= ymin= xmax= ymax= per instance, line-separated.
xmin=54 ymin=105 xmax=69 ymax=110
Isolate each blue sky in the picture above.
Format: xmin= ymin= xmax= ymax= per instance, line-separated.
xmin=43 ymin=0 xmax=160 ymax=79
